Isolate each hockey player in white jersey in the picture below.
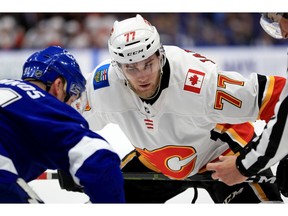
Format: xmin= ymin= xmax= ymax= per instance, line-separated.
xmin=207 ymin=13 xmax=288 ymax=195
xmin=61 ymin=14 xmax=286 ymax=203
xmin=0 ymin=46 xmax=125 ymax=203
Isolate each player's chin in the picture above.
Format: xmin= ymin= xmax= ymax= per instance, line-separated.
xmin=136 ymin=88 xmax=152 ymax=98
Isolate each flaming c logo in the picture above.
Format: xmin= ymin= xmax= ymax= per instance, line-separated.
xmin=136 ymin=146 xmax=197 ymax=180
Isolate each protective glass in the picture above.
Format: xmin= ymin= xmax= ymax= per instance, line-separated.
xmin=260 ymin=14 xmax=284 ymax=39
xmin=120 ymin=54 xmax=160 ymax=77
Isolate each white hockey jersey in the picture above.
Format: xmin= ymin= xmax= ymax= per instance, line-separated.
xmin=84 ymin=45 xmax=285 ymax=180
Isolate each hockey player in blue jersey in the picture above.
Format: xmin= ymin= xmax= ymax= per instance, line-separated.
xmin=0 ymin=45 xmax=125 ymax=203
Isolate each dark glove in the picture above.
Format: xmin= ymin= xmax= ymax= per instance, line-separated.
xmin=276 ymin=156 xmax=288 ymax=197
xmin=57 ymin=170 xmax=84 ymax=193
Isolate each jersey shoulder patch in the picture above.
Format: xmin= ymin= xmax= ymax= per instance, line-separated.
xmin=93 ymin=63 xmax=110 ymax=90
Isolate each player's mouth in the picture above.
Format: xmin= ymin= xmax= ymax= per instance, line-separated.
xmin=137 ymin=81 xmax=153 ymax=90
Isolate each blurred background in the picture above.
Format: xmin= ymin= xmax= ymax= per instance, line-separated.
xmin=0 ymin=13 xmax=287 ymax=80
xmin=0 ymin=13 xmax=287 ymax=49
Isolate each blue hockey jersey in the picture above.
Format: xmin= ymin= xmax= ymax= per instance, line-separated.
xmin=0 ymin=79 xmax=124 ymax=203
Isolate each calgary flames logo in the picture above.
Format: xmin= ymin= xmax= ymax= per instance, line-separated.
xmin=136 ymin=145 xmax=197 ymax=180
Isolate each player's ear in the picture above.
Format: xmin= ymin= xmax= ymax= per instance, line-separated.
xmin=49 ymin=77 xmax=65 ymax=98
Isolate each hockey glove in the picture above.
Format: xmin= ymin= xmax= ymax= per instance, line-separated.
xmin=57 ymin=170 xmax=84 ymax=193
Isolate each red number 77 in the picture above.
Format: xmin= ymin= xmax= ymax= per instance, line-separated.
xmin=214 ymin=74 xmax=244 ymax=110
xmin=124 ymin=31 xmax=136 ymax=42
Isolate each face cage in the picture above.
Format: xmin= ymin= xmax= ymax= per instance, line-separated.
xmin=260 ymin=14 xmax=284 ymax=39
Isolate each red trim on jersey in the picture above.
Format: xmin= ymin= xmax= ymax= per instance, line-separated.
xmin=259 ymin=76 xmax=286 ymax=123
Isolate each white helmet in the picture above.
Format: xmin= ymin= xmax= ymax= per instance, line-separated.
xmin=108 ymin=14 xmax=163 ymax=64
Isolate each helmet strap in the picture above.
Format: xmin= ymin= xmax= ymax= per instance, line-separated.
xmin=45 ymin=84 xmax=51 ymax=92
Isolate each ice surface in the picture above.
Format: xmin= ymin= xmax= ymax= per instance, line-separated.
xmin=28 ymin=179 xmax=214 ymax=203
